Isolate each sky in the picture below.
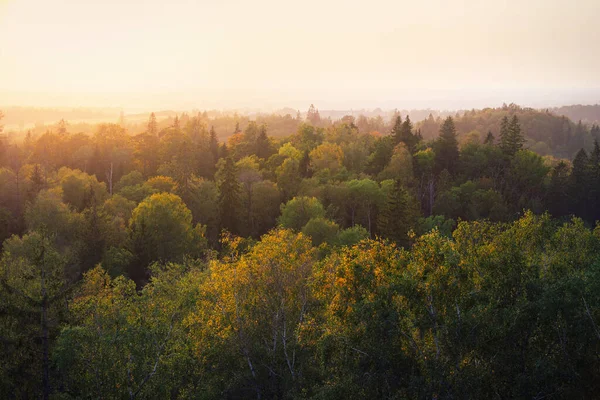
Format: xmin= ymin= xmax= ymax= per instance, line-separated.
xmin=1 ymin=0 xmax=599 ymax=111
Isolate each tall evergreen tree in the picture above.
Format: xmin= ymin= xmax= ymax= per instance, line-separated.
xmin=500 ymin=115 xmax=525 ymax=157
xmin=377 ymin=179 xmax=417 ymax=247
xmin=255 ymin=125 xmax=271 ymax=159
xmin=216 ymin=157 xmax=241 ymax=235
xmin=147 ymin=112 xmax=158 ymax=136
xmin=569 ymin=148 xmax=591 ymax=218
xmin=434 ymin=116 xmax=459 ymax=174
xmin=392 ymin=115 xmax=418 ymax=153
xmin=547 ymin=161 xmax=570 ymax=218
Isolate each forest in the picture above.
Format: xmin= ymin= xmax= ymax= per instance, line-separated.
xmin=1 ymin=103 xmax=600 ymax=399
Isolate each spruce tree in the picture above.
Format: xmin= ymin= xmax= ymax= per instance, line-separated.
xmin=216 ymin=157 xmax=241 ymax=234
xmin=255 ymin=125 xmax=271 ymax=159
xmin=500 ymin=115 xmax=525 ymax=157
xmin=392 ymin=115 xmax=418 ymax=153
xmin=434 ymin=116 xmax=459 ymax=174
xmin=377 ymin=179 xmax=417 ymax=247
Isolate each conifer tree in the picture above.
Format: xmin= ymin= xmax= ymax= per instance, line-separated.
xmin=216 ymin=157 xmax=241 ymax=234
xmin=392 ymin=115 xmax=419 ymax=153
xmin=147 ymin=112 xmax=158 ymax=136
xmin=484 ymin=131 xmax=495 ymax=145
xmin=377 ymin=179 xmax=417 ymax=247
xmin=434 ymin=116 xmax=459 ymax=174
xmin=500 ymin=115 xmax=525 ymax=157
xmin=569 ymin=148 xmax=590 ymax=218
xmin=255 ymin=125 xmax=271 ymax=159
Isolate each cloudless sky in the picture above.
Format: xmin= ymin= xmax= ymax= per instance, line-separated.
xmin=1 ymin=0 xmax=599 ymax=110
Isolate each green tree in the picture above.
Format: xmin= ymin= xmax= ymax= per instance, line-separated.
xmin=278 ymin=196 xmax=326 ymax=231
xmin=216 ymin=157 xmax=242 ymax=235
xmin=500 ymin=115 xmax=525 ymax=157
xmin=434 ymin=116 xmax=459 ymax=174
xmin=129 ymin=193 xmax=205 ymax=284
xmin=377 ymin=179 xmax=418 ymax=246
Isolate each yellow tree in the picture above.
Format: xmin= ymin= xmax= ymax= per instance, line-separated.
xmin=188 ymin=229 xmax=316 ymax=398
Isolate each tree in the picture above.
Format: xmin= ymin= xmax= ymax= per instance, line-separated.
xmin=129 ymin=193 xmax=205 ymax=284
xmin=484 ymin=131 xmax=495 ymax=145
xmin=276 ymin=158 xmax=301 ymax=201
xmin=249 ymin=180 xmax=281 ymax=237
xmin=434 ymin=116 xmax=460 ymax=174
xmin=547 ymin=161 xmax=570 ymax=218
xmin=278 ymin=196 xmax=326 ymax=231
xmin=377 ymin=143 xmax=414 ymax=183
xmin=345 ymin=178 xmax=383 ymax=235
xmin=209 ymin=125 xmax=219 ymax=164
xmin=309 ymin=142 xmax=344 ymax=175
xmin=570 ymin=148 xmax=591 ymax=219
xmin=299 ymin=150 xmax=311 ymax=178
xmin=392 ymin=115 xmax=418 ymax=153
xmin=216 ymin=157 xmax=242 ymax=235
xmin=148 ymin=112 xmax=158 ymax=136
xmin=190 ymin=229 xmax=316 ymax=398
xmin=307 ymin=104 xmax=321 ymax=125
xmin=255 ymin=125 xmax=272 ymax=159
xmin=377 ymin=179 xmax=418 ymax=246
xmin=0 ymin=232 xmax=72 ymax=399
xmin=301 ymin=217 xmax=339 ymax=246
xmin=54 ymin=265 xmax=201 ymax=398
xmin=500 ymin=115 xmax=525 ymax=157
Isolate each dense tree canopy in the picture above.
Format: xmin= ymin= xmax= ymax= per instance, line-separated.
xmin=1 ymin=104 xmax=600 ymax=398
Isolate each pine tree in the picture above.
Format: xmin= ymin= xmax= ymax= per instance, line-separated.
xmin=148 ymin=112 xmax=158 ymax=136
xmin=377 ymin=179 xmax=417 ymax=247
xmin=173 ymin=114 xmax=180 ymax=130
xmin=434 ymin=117 xmax=459 ymax=174
xmin=216 ymin=157 xmax=241 ymax=234
xmin=234 ymin=121 xmax=241 ymax=134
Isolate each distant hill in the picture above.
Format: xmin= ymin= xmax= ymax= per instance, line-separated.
xmin=416 ymin=103 xmax=599 ymax=159
xmin=549 ymin=104 xmax=600 ymax=125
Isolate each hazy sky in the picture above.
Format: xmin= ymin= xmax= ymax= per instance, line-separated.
xmin=1 ymin=0 xmax=599 ymax=110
